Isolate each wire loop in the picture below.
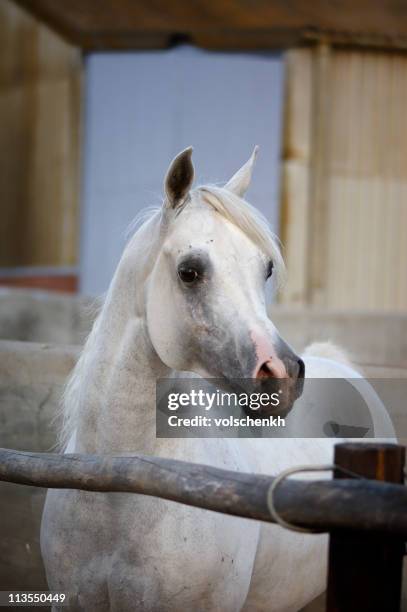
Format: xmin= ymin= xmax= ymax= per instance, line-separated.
xmin=267 ymin=463 xmax=365 ymax=533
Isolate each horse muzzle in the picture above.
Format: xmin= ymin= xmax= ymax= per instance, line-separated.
xmin=250 ymin=332 xmax=305 ymax=416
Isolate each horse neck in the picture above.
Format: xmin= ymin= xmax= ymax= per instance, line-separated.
xmin=74 ymin=234 xmax=170 ymax=454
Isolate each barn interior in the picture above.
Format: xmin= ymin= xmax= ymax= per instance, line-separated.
xmin=1 ymin=1 xmax=407 ymax=610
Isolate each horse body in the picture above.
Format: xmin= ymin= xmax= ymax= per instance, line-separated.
xmin=41 ymin=148 xmax=394 ymax=611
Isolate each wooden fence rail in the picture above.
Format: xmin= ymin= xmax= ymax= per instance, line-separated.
xmin=1 ymin=446 xmax=407 ymax=537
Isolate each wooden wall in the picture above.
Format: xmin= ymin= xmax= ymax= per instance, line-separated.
xmin=0 ymin=0 xmax=82 ymax=268
xmin=280 ymin=46 xmax=407 ymax=312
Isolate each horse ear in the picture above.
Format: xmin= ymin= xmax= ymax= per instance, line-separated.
xmin=224 ymin=146 xmax=259 ymax=198
xmin=164 ymin=147 xmax=194 ymax=209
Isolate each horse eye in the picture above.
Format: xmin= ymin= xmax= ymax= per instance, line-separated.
xmin=266 ymin=261 xmax=274 ymax=279
xmin=178 ymin=266 xmax=200 ymax=284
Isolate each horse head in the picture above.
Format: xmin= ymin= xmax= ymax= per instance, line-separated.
xmin=145 ymin=147 xmax=304 ymax=414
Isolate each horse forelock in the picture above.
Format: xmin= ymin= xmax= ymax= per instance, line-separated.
xmin=193 ymin=185 xmax=286 ymax=287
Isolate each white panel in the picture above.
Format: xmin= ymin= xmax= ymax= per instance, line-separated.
xmin=80 ymin=46 xmax=284 ymax=294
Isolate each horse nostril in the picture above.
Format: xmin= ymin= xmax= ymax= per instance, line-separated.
xmin=256 ymin=359 xmax=286 ymax=380
xmin=256 ymin=357 xmax=304 ymax=380
xmin=256 ymin=361 xmax=274 ymax=380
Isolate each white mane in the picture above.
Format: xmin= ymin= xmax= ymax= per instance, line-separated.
xmin=58 ymin=185 xmax=285 ymax=450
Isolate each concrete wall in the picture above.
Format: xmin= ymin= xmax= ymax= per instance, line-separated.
xmin=0 ymin=288 xmax=95 ymax=345
xmin=270 ymin=306 xmax=407 ymax=377
xmin=0 ymin=340 xmax=78 ymax=597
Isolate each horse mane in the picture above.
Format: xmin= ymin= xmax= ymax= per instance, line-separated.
xmin=56 ymin=302 xmax=103 ymax=450
xmin=58 ymin=185 xmax=285 ymax=450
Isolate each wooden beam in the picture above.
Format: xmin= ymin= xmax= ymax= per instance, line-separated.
xmin=12 ymin=0 xmax=407 ymax=51
xmin=279 ymin=49 xmax=313 ymax=305
xmin=307 ymin=42 xmax=332 ymax=305
xmin=1 ymin=446 xmax=407 ymax=537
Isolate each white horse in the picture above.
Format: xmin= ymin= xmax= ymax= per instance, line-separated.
xmin=41 ymin=147 xmax=395 ymax=612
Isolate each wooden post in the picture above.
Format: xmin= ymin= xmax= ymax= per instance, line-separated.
xmin=326 ymin=443 xmax=405 ymax=612
xmin=307 ymin=41 xmax=332 ymax=306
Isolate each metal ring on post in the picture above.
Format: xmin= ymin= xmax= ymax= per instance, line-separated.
xmin=267 ymin=464 xmax=365 ymax=534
